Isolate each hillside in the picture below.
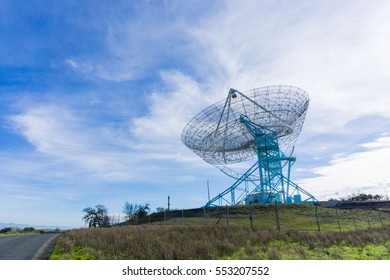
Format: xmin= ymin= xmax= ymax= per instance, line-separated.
xmin=120 ymin=203 xmax=390 ymax=232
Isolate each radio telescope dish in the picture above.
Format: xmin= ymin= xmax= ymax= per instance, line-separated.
xmin=182 ymin=85 xmax=316 ymax=207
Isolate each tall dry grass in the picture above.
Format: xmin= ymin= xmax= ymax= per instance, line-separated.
xmin=54 ymin=224 xmax=390 ymax=260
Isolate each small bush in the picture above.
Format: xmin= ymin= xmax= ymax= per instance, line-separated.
xmin=0 ymin=227 xmax=12 ymax=234
xmin=22 ymin=227 xmax=35 ymax=232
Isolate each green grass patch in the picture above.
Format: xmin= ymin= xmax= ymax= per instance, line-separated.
xmin=136 ymin=205 xmax=390 ymax=232
xmin=224 ymin=239 xmax=390 ymax=260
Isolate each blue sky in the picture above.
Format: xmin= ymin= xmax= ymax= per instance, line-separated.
xmin=1 ymin=0 xmax=390 ymax=228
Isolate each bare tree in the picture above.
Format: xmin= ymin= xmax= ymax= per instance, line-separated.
xmin=82 ymin=204 xmax=110 ymax=228
xmin=123 ymin=202 xmax=136 ymax=220
xmin=136 ymin=203 xmax=150 ymax=219
xmin=123 ymin=202 xmax=151 ymax=221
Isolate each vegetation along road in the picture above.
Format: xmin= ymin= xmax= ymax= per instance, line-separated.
xmin=0 ymin=233 xmax=59 ymax=260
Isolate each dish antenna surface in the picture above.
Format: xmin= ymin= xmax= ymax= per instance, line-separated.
xmin=182 ymin=85 xmax=316 ymax=207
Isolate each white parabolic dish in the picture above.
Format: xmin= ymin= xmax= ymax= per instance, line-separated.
xmin=181 ymin=85 xmax=310 ymax=167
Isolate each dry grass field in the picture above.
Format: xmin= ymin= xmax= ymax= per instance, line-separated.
xmin=50 ymin=205 xmax=390 ymax=260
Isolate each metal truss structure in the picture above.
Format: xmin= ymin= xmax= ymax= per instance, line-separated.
xmin=181 ymin=85 xmax=317 ymax=207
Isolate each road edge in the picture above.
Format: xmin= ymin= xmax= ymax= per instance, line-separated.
xmin=32 ymin=234 xmax=60 ymax=260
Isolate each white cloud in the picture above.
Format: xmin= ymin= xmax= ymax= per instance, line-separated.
xmin=65 ymin=59 xmax=78 ymax=69
xmin=300 ymin=136 xmax=390 ymax=199
xmin=11 ymin=106 xmax=83 ymax=154
xmin=131 ymin=71 xmax=205 ymax=142
xmin=6 ymin=101 xmax=211 ymax=185
xmin=65 ymin=59 xmax=97 ymax=76
xmin=66 ymin=57 xmax=136 ymax=82
xmin=361 ymin=137 xmax=390 ymax=149
xmin=8 ymin=105 xmax=136 ymax=181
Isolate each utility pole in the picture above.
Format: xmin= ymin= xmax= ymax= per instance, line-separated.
xmin=167 ymin=195 xmax=170 ymax=211
xmin=207 ymin=180 xmax=210 ymax=202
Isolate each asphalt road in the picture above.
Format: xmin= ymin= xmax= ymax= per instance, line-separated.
xmin=0 ymin=233 xmax=59 ymax=260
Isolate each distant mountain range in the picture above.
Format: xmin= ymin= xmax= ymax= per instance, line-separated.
xmin=0 ymin=222 xmax=74 ymax=230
